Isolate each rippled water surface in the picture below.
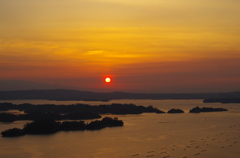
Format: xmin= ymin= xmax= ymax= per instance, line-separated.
xmin=1 ymin=99 xmax=240 ymax=158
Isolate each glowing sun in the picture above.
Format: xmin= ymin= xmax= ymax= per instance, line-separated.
xmin=105 ymin=77 xmax=111 ymax=83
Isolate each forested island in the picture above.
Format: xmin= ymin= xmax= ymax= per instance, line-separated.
xmin=0 ymin=103 xmax=164 ymax=122
xmin=0 ymin=102 xmax=230 ymax=122
xmin=189 ymin=106 xmax=228 ymax=113
xmin=0 ymin=102 xmax=229 ymax=137
xmin=1 ymin=117 xmax=124 ymax=137
xmin=167 ymin=109 xmax=184 ymax=113
xmin=0 ymin=102 xmax=163 ymax=114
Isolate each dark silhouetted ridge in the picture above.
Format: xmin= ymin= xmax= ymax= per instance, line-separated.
xmin=189 ymin=106 xmax=228 ymax=113
xmin=0 ymin=89 xmax=240 ymax=100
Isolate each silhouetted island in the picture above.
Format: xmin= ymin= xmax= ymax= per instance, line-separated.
xmin=1 ymin=117 xmax=124 ymax=137
xmin=0 ymin=103 xmax=164 ymax=122
xmin=0 ymin=113 xmax=17 ymax=122
xmin=167 ymin=109 xmax=184 ymax=113
xmin=1 ymin=128 xmax=26 ymax=137
xmin=189 ymin=106 xmax=228 ymax=113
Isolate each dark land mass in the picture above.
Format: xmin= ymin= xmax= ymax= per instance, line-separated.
xmin=189 ymin=106 xmax=228 ymax=113
xmin=0 ymin=103 xmax=163 ymax=122
xmin=167 ymin=108 xmax=184 ymax=113
xmin=203 ymin=98 xmax=240 ymax=103
xmin=1 ymin=117 xmax=124 ymax=137
xmin=0 ymin=102 xmax=163 ymax=114
xmin=0 ymin=89 xmax=240 ymax=100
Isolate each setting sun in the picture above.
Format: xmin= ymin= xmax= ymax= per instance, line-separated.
xmin=105 ymin=77 xmax=111 ymax=83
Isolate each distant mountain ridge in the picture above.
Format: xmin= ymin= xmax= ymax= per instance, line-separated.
xmin=0 ymin=89 xmax=239 ymax=101
xmin=0 ymin=80 xmax=72 ymax=91
xmin=0 ymin=80 xmax=239 ymax=101
xmin=0 ymin=80 xmax=120 ymax=92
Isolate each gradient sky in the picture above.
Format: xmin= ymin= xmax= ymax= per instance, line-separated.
xmin=1 ymin=0 xmax=240 ymax=93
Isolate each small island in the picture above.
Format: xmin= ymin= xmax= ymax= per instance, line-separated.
xmin=167 ymin=109 xmax=184 ymax=113
xmin=189 ymin=106 xmax=228 ymax=113
xmin=1 ymin=117 xmax=124 ymax=137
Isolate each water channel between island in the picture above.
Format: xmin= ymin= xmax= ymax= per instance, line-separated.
xmin=0 ymin=99 xmax=240 ymax=158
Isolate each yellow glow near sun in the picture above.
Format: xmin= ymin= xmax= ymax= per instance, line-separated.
xmin=105 ymin=77 xmax=111 ymax=83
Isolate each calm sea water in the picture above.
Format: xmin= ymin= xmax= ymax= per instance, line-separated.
xmin=1 ymin=99 xmax=240 ymax=158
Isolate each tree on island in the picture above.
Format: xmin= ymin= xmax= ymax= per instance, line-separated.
xmin=23 ymin=119 xmax=60 ymax=134
xmin=167 ymin=109 xmax=184 ymax=113
xmin=0 ymin=113 xmax=16 ymax=122
xmin=101 ymin=117 xmax=124 ymax=127
xmin=1 ymin=128 xmax=26 ymax=137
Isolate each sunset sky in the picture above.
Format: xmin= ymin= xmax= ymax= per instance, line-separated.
xmin=1 ymin=0 xmax=240 ymax=93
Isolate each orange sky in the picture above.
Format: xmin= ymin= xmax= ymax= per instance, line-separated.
xmin=1 ymin=0 xmax=240 ymax=93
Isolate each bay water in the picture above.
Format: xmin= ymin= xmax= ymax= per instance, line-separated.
xmin=0 ymin=99 xmax=240 ymax=158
